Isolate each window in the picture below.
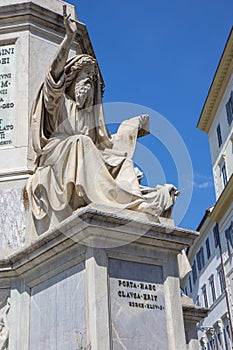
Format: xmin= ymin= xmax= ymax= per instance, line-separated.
xmin=226 ymin=324 xmax=230 ymax=337
xmin=223 ymin=324 xmax=232 ymax=350
xmin=217 ymin=124 xmax=222 ymax=147
xmin=223 ymin=326 xmax=230 ymax=350
xmin=210 ymin=277 xmax=216 ymax=303
xmin=202 ymin=285 xmax=208 ymax=308
xmin=192 ymin=260 xmax=197 ymax=284
xmin=217 ymin=331 xmax=222 ymax=348
xmin=206 ymin=238 xmax=211 ymax=259
xmin=213 ymin=224 xmax=220 ymax=248
xmin=226 ymin=91 xmax=233 ymax=125
xmin=197 ymin=247 xmax=205 ymax=271
xmin=197 ymin=252 xmax=201 ymax=271
xmin=196 ymin=295 xmax=200 ymax=306
xmin=200 ymin=247 xmax=205 ymax=267
xmin=218 ymin=268 xmax=224 ymax=294
xmin=221 ymin=163 xmax=228 ymax=187
xmin=189 ymin=275 xmax=192 ymax=293
xmin=225 ymin=221 xmax=233 ymax=253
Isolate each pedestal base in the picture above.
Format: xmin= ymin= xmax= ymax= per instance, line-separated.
xmin=0 ymin=205 xmax=198 ymax=350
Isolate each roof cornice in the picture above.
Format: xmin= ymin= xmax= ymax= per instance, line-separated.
xmin=197 ymin=28 xmax=233 ymax=134
xmin=211 ymin=175 xmax=233 ymax=223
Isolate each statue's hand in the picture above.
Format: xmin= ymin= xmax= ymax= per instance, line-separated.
xmin=64 ymin=14 xmax=77 ymax=38
xmin=138 ymin=114 xmax=149 ymax=129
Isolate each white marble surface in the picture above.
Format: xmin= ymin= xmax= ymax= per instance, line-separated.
xmin=0 ymin=188 xmax=25 ymax=250
xmin=30 ymin=263 xmax=86 ymax=350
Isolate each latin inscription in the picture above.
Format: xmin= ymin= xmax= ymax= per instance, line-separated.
xmin=109 ymin=259 xmax=168 ymax=349
xmin=0 ymin=45 xmax=16 ymax=147
xmin=117 ymin=279 xmax=165 ymax=311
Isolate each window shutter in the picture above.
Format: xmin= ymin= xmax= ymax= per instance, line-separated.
xmin=226 ymin=100 xmax=232 ymax=125
xmin=192 ymin=260 xmax=197 ymax=284
xmin=200 ymin=247 xmax=205 ymax=268
xmin=225 ymin=222 xmax=233 ymax=249
xmin=226 ymin=91 xmax=233 ymax=125
xmin=196 ymin=251 xmax=201 ymax=271
xmin=205 ymin=238 xmax=211 ymax=259
xmin=216 ymin=124 xmax=222 ymax=147
xmin=213 ymin=224 xmax=220 ymax=247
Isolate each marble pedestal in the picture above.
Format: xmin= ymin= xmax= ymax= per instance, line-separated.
xmin=0 ymin=205 xmax=198 ymax=350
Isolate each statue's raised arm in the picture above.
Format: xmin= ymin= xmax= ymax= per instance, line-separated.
xmin=50 ymin=12 xmax=77 ymax=82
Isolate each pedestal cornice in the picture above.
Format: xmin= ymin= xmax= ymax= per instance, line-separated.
xmin=0 ymin=2 xmax=95 ymax=57
xmin=0 ymin=204 xmax=198 ymax=278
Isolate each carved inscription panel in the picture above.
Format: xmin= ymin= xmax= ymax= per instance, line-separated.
xmin=109 ymin=258 xmax=168 ymax=350
xmin=0 ymin=44 xmax=16 ymax=147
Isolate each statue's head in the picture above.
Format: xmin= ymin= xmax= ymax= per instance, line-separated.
xmin=65 ymin=55 xmax=98 ymax=108
xmin=65 ymin=55 xmax=97 ymax=85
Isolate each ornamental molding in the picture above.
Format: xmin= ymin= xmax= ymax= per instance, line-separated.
xmin=197 ymin=28 xmax=233 ymax=134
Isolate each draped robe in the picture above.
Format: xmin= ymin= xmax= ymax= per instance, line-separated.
xmin=27 ymin=56 xmax=176 ymax=220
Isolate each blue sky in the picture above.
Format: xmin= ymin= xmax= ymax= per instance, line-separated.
xmin=68 ymin=0 xmax=233 ymax=230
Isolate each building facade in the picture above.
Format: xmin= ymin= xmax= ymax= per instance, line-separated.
xmin=186 ymin=28 xmax=233 ymax=349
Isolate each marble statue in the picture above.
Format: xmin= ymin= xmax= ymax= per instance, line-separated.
xmin=27 ymin=11 xmax=179 ymax=222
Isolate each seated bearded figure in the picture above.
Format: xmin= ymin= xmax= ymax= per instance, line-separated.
xmin=26 ymin=12 xmax=179 ymax=229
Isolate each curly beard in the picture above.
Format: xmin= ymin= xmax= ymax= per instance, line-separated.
xmin=75 ymin=78 xmax=94 ymax=110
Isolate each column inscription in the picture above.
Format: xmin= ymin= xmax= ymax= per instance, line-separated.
xmin=0 ymin=44 xmax=16 ymax=147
